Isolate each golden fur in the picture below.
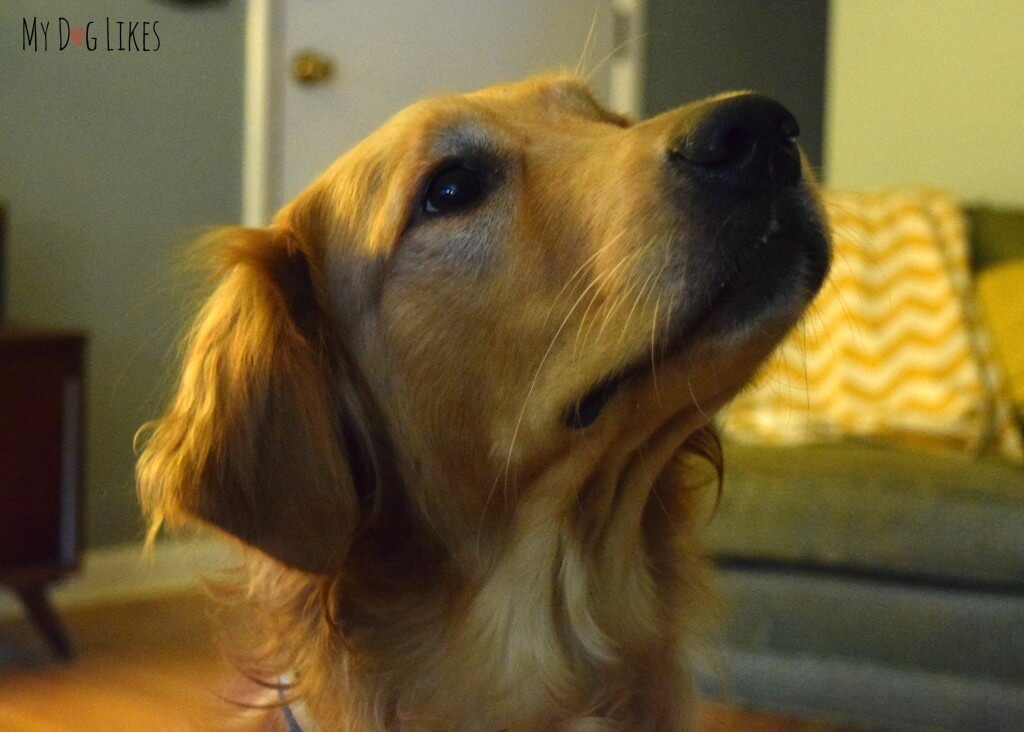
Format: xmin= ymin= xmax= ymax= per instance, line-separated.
xmin=137 ymin=75 xmax=828 ymax=730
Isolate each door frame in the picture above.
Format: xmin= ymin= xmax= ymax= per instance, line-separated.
xmin=240 ymin=0 xmax=645 ymax=228
xmin=242 ymin=0 xmax=283 ymax=227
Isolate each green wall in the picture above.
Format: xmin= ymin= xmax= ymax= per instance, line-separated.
xmin=825 ymin=0 xmax=1024 ymax=207
xmin=1 ymin=1 xmax=244 ymax=547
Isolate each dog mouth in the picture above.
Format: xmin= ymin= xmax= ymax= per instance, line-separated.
xmin=688 ymin=195 xmax=830 ymax=336
xmin=563 ymin=194 xmax=829 ymax=430
xmin=563 ymin=368 xmax=635 ymax=429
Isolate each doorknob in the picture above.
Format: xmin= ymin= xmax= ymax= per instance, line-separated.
xmin=292 ymin=51 xmax=334 ymax=85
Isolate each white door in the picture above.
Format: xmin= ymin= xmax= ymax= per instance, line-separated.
xmin=244 ymin=0 xmax=641 ymax=224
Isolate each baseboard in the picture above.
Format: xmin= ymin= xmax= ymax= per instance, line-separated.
xmin=0 ymin=537 xmax=237 ymax=621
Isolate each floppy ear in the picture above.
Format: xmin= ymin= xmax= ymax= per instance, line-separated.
xmin=137 ymin=226 xmax=376 ymax=573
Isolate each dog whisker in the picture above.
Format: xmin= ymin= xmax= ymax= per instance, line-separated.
xmin=572 ymin=271 xmax=610 ymax=358
xmin=543 ymin=227 xmax=631 ymax=330
xmin=568 ymin=249 xmax=640 ymax=408
xmin=593 ymin=236 xmax=657 ymax=343
xmin=572 ymin=235 xmax=644 ymax=357
xmin=649 ymin=296 xmax=662 ymax=405
xmin=686 ymin=374 xmax=713 ymax=424
xmin=614 ymin=249 xmax=663 ymax=355
xmin=584 ymin=30 xmax=653 ymax=87
xmin=482 ymin=263 xmax=623 ymax=552
xmin=635 ymin=251 xmax=673 ymax=403
xmin=637 ymin=447 xmax=678 ymax=531
xmin=575 ymin=9 xmax=600 ymax=78
xmin=578 ymin=236 xmax=652 ymax=352
xmin=483 ymin=227 xmax=644 ymax=556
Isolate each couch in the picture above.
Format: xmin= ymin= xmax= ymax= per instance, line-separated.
xmin=697 ymin=201 xmax=1024 ymax=730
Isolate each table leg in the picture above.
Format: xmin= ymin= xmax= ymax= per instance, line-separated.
xmin=17 ymin=584 xmax=73 ymax=660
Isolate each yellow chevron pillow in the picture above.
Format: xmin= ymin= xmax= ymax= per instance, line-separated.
xmin=721 ymin=189 xmax=1023 ymax=462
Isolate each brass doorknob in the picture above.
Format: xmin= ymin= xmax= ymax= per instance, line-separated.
xmin=293 ymin=51 xmax=334 ymax=85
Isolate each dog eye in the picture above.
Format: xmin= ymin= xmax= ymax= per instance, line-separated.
xmin=423 ymin=164 xmax=485 ymax=216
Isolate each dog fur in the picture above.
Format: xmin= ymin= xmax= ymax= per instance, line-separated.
xmin=137 ymin=75 xmax=829 ymax=730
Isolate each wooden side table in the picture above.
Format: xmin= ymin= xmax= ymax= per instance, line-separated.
xmin=0 ymin=328 xmax=86 ymax=659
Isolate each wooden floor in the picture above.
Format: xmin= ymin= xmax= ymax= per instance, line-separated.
xmin=0 ymin=592 xmax=849 ymax=731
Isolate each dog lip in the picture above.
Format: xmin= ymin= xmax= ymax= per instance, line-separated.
xmin=564 ymin=357 xmax=653 ymax=429
xmin=683 ymin=195 xmax=830 ymax=335
xmin=564 ymin=374 xmax=623 ymax=429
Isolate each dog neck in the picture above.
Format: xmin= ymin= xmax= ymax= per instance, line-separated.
xmin=293 ymin=415 xmax=712 ymax=728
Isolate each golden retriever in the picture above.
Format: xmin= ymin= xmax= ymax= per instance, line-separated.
xmin=137 ymin=75 xmax=829 ymax=730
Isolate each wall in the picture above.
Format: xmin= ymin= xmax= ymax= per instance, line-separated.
xmin=1 ymin=1 xmax=244 ymax=546
xmin=643 ymin=0 xmax=829 ymax=171
xmin=5 ymin=1 xmax=1018 ymax=549
xmin=825 ymin=0 xmax=1024 ymax=206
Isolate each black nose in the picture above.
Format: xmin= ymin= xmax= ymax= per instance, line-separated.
xmin=669 ymin=94 xmax=802 ymax=191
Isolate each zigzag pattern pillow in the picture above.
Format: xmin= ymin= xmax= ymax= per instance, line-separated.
xmin=721 ymin=189 xmax=1023 ymax=462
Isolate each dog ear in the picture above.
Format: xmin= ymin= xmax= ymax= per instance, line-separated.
xmin=137 ymin=226 xmax=379 ymax=573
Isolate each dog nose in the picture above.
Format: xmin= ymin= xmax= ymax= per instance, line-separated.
xmin=669 ymin=94 xmax=802 ymax=191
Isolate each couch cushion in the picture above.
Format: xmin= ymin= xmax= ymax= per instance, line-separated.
xmin=966 ymin=205 xmax=1024 ymax=272
xmin=977 ymin=260 xmax=1024 ymax=427
xmin=706 ymin=441 xmax=1024 ymax=587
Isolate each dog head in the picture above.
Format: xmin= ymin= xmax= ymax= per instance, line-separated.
xmin=137 ymin=75 xmax=829 ymax=573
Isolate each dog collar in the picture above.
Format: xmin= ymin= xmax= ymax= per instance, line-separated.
xmin=277 ymin=681 xmax=307 ymax=732
xmin=281 ymin=702 xmax=303 ymax=732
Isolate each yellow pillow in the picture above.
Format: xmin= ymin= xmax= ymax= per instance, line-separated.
xmin=976 ymin=261 xmax=1024 ymax=423
xmin=721 ymin=189 xmax=1023 ymax=463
